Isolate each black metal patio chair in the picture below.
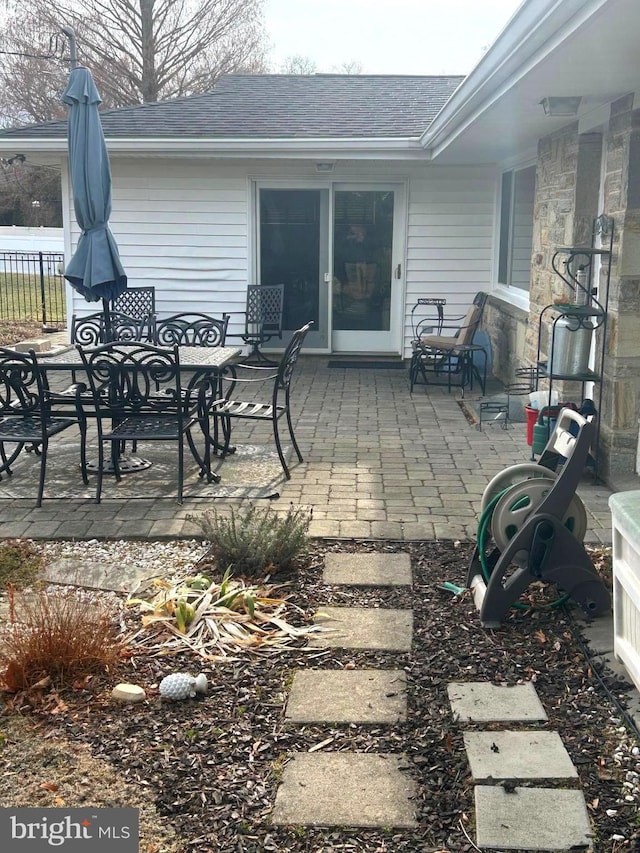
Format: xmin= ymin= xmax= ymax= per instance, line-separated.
xmin=64 ymin=311 xmax=156 ymax=408
xmin=0 ymin=347 xmax=88 ymax=506
xmin=155 ymin=313 xmax=229 ymax=348
xmin=111 ymin=286 xmax=156 ymax=339
xmin=226 ymin=284 xmax=285 ymax=365
xmin=71 ymin=310 xmax=155 ymax=346
xmin=79 ymin=342 xmax=211 ymax=503
xmin=210 ymin=321 xmax=312 ymax=479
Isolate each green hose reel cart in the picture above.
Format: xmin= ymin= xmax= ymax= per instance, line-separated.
xmin=467 ymin=407 xmax=611 ymax=628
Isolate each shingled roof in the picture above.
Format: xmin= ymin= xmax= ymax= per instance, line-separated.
xmin=0 ymin=74 xmax=464 ymax=140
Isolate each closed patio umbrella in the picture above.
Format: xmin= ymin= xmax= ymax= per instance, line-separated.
xmin=62 ymin=64 xmax=127 ymax=339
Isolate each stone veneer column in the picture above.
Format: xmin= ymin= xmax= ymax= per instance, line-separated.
xmin=600 ymin=94 xmax=640 ymax=477
xmin=527 ymin=124 xmax=579 ymax=368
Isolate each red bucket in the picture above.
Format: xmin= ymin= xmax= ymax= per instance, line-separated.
xmin=525 ymin=405 xmax=538 ymax=446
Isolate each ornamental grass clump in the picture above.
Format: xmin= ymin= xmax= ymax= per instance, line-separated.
xmin=126 ymin=568 xmax=325 ymax=658
xmin=0 ymin=585 xmax=125 ymax=692
xmin=186 ymin=503 xmax=311 ymax=577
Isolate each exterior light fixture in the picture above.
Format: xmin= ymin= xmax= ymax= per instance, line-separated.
xmin=315 ymin=162 xmax=334 ymax=173
xmin=540 ymin=96 xmax=582 ymax=116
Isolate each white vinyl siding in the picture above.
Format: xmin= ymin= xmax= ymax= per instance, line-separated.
xmin=67 ymin=158 xmax=251 ymax=339
xmin=64 ymin=157 xmax=498 ymax=356
xmin=405 ymin=169 xmax=496 ymax=356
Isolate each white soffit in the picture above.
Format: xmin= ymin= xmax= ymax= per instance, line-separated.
xmin=422 ymin=0 xmax=640 ymax=165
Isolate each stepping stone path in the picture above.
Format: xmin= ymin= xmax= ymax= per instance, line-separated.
xmin=450 ymin=681 xmax=592 ymax=850
xmin=272 ymin=551 xmax=417 ymax=829
xmin=310 ymin=606 xmax=413 ymax=651
xmin=271 ymin=551 xmax=594 ymax=850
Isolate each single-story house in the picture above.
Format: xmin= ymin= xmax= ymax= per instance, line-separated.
xmin=1 ymin=0 xmax=639 ymax=483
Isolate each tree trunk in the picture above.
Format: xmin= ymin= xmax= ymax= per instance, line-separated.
xmin=140 ymin=0 xmax=158 ymax=102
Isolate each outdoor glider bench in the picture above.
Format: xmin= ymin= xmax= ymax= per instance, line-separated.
xmin=466 ymin=407 xmax=611 ymax=627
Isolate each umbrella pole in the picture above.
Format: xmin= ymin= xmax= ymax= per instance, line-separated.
xmin=102 ymin=297 xmax=113 ymax=342
xmin=61 ymin=26 xmax=78 ymax=68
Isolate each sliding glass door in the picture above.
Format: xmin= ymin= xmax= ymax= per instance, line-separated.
xmin=259 ymin=187 xmax=329 ymax=350
xmin=258 ymin=183 xmax=404 ymax=353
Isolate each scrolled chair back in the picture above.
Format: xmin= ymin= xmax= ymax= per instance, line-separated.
xmin=71 ymin=311 xmax=153 ymax=346
xmin=0 ymin=346 xmax=44 ymax=415
xmin=79 ymin=342 xmax=183 ymax=417
xmin=155 ymin=313 xmax=229 ymax=348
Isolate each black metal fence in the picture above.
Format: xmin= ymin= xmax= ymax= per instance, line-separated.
xmin=0 ymin=251 xmax=66 ymax=330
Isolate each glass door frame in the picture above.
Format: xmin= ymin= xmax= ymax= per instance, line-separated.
xmin=330 ymin=181 xmax=407 ymax=355
xmin=252 ymin=178 xmax=407 ymax=355
xmin=253 ymin=178 xmax=332 ymax=353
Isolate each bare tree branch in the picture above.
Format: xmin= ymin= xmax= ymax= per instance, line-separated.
xmin=0 ymin=0 xmax=269 ymax=124
xmin=280 ymin=55 xmax=318 ymax=75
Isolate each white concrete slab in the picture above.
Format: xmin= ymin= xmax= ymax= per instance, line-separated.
xmin=44 ymin=557 xmax=152 ymax=593
xmin=475 ymin=786 xmax=592 ymax=850
xmin=447 ymin=681 xmax=548 ymax=722
xmin=463 ymin=731 xmax=577 ymax=781
xmin=286 ymin=669 xmax=406 ymax=723
xmin=311 ymin=606 xmax=413 ymax=651
xmin=323 ymin=552 xmax=412 ymax=586
xmin=271 ymin=752 xmax=417 ymax=828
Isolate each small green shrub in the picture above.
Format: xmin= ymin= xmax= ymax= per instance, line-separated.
xmin=186 ymin=503 xmax=311 ymax=577
xmin=0 ymin=585 xmax=125 ymax=692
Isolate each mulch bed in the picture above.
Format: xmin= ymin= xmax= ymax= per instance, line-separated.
xmin=4 ymin=539 xmax=640 ymax=853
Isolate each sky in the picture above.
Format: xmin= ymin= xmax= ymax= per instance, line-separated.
xmin=263 ymin=0 xmax=524 ymax=76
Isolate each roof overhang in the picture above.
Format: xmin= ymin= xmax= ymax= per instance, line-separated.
xmin=421 ymin=0 xmax=640 ymax=165
xmin=0 ymin=135 xmax=432 ymax=162
xmin=4 ymin=0 xmax=636 ymax=170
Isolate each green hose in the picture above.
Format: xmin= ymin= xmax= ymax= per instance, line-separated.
xmin=476 ymin=485 xmax=571 ymax=611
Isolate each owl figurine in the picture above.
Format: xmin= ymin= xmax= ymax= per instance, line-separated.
xmin=159 ymin=672 xmax=208 ymax=700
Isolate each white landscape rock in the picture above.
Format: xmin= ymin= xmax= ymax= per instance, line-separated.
xmin=111 ymin=683 xmax=147 ymax=703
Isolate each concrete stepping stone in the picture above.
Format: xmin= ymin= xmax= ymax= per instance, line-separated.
xmin=447 ymin=681 xmax=548 ymax=722
xmin=311 ymin=606 xmax=413 ymax=651
xmin=271 ymin=752 xmax=417 ymax=828
xmin=286 ymin=669 xmax=407 ymax=724
xmin=463 ymin=731 xmax=578 ymax=781
xmin=44 ymin=557 xmax=152 ymax=593
xmin=323 ymin=552 xmax=412 ymax=586
xmin=474 ymin=786 xmax=592 ymax=850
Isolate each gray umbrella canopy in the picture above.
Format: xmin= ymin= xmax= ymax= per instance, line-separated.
xmin=62 ymin=65 xmax=127 ymax=304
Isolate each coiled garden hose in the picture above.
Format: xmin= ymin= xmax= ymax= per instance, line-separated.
xmin=476 ymin=485 xmax=571 ymax=611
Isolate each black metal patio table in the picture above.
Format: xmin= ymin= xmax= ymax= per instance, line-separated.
xmin=37 ymin=344 xmax=241 ymax=476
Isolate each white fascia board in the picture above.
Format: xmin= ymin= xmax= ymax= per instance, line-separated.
xmin=0 ymin=138 xmax=66 ymax=153
xmin=105 ymin=137 xmax=429 ymax=160
xmin=0 ymin=135 xmax=430 ymax=161
xmin=420 ymin=0 xmax=608 ymax=157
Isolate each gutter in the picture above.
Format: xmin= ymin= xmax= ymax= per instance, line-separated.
xmin=420 ymin=0 xmax=610 ymax=159
xmin=0 ymin=136 xmax=431 ymax=161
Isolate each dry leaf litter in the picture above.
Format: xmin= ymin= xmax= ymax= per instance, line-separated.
xmin=0 ymin=538 xmax=638 ymax=853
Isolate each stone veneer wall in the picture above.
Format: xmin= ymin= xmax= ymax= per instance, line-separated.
xmin=485 ymin=96 xmax=640 ymax=482
xmin=482 ymin=296 xmax=528 ymax=385
xmin=601 ymin=94 xmax=640 ymax=479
